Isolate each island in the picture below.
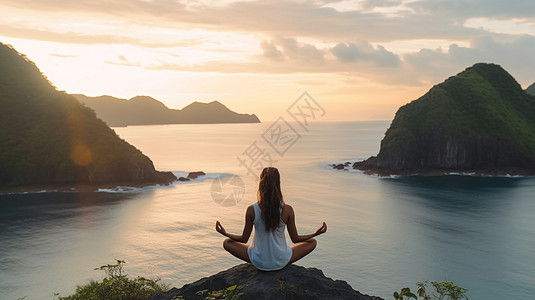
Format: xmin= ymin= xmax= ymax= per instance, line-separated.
xmin=73 ymin=94 xmax=260 ymax=127
xmin=353 ymin=63 xmax=535 ymax=176
xmin=0 ymin=42 xmax=176 ymax=190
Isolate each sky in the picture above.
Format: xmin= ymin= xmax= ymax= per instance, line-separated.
xmin=1 ymin=0 xmax=534 ymax=121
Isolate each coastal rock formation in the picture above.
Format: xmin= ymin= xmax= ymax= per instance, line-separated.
xmin=331 ymin=162 xmax=351 ymax=170
xmin=187 ymin=171 xmax=206 ymax=179
xmin=354 ymin=63 xmax=535 ymax=175
xmin=150 ymin=263 xmax=382 ymax=300
xmin=74 ymin=94 xmax=260 ymax=127
xmin=178 ymin=171 xmax=206 ymax=181
xmin=0 ymin=42 xmax=176 ymax=188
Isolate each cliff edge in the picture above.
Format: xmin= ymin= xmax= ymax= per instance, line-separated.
xmin=354 ymin=63 xmax=535 ymax=176
xmin=150 ymin=263 xmax=382 ymax=300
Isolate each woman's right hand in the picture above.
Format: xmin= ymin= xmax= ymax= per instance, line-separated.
xmin=215 ymin=220 xmax=227 ymax=236
xmin=314 ymin=222 xmax=327 ymax=237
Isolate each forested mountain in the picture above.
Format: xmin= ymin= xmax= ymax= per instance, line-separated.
xmin=0 ymin=42 xmax=176 ymax=188
xmin=354 ymin=63 xmax=535 ymax=175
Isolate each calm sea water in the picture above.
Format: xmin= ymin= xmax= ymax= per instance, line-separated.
xmin=1 ymin=121 xmax=534 ymax=300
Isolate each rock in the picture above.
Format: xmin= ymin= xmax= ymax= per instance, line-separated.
xmin=150 ymin=263 xmax=382 ymax=300
xmin=354 ymin=63 xmax=535 ymax=176
xmin=332 ymin=164 xmax=346 ymax=170
xmin=187 ymin=171 xmax=206 ymax=179
xmin=178 ymin=177 xmax=190 ymax=182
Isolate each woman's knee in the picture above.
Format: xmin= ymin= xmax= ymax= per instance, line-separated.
xmin=223 ymin=238 xmax=233 ymax=250
xmin=308 ymin=238 xmax=317 ymax=250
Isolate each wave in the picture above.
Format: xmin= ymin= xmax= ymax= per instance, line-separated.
xmin=95 ymin=185 xmax=164 ymax=193
xmin=96 ymin=171 xmax=237 ymax=193
xmin=2 ymin=172 xmax=235 ymax=195
xmin=444 ymin=172 xmax=530 ymax=178
xmin=172 ymin=171 xmax=236 ymax=183
xmin=0 ymin=189 xmax=75 ymax=195
xmin=327 ymin=161 xmax=533 ymax=179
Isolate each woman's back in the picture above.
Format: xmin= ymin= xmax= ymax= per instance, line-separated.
xmin=247 ymin=202 xmax=292 ymax=271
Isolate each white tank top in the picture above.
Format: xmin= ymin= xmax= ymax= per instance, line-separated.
xmin=247 ymin=202 xmax=292 ymax=271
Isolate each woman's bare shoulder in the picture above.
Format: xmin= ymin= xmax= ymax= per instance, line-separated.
xmin=246 ymin=204 xmax=255 ymax=219
xmin=282 ymin=203 xmax=294 ymax=215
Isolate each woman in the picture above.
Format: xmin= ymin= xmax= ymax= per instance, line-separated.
xmin=215 ymin=167 xmax=327 ymax=271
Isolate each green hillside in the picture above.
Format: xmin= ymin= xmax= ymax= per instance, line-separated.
xmin=355 ymin=63 xmax=535 ymax=174
xmin=526 ymin=82 xmax=535 ymax=96
xmin=0 ymin=43 xmax=176 ymax=187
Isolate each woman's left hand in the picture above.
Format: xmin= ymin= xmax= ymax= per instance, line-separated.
xmin=314 ymin=222 xmax=327 ymax=237
xmin=215 ymin=220 xmax=227 ymax=236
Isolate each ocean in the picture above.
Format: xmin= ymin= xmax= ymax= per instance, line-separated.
xmin=1 ymin=121 xmax=534 ymax=299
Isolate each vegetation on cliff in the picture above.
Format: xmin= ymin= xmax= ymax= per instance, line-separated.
xmin=354 ymin=63 xmax=535 ymax=174
xmin=56 ymin=260 xmax=169 ymax=300
xmin=0 ymin=42 xmax=176 ymax=187
xmin=54 ymin=260 xmax=469 ymax=300
xmin=526 ymin=82 xmax=535 ymax=96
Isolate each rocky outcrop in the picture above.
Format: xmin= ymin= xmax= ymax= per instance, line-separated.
xmin=178 ymin=171 xmax=206 ymax=181
xmin=150 ymin=264 xmax=382 ymax=300
xmin=331 ymin=162 xmax=351 ymax=170
xmin=354 ymin=63 xmax=535 ymax=176
xmin=187 ymin=171 xmax=206 ymax=179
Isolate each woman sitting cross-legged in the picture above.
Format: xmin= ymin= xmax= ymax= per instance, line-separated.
xmin=215 ymin=167 xmax=327 ymax=271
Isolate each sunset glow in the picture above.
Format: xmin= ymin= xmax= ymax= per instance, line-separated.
xmin=1 ymin=0 xmax=534 ymax=121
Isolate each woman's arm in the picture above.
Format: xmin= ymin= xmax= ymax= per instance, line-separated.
xmin=284 ymin=204 xmax=327 ymax=243
xmin=215 ymin=205 xmax=254 ymax=243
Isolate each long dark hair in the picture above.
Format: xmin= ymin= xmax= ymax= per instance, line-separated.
xmin=258 ymin=167 xmax=284 ymax=232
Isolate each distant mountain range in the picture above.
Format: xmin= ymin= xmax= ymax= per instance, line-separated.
xmin=73 ymin=94 xmax=260 ymax=127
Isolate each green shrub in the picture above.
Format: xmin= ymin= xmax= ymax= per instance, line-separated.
xmin=194 ymin=284 xmax=246 ymax=300
xmin=394 ymin=281 xmax=468 ymax=300
xmin=57 ymin=260 xmax=169 ymax=300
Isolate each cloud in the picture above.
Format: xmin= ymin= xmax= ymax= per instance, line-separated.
xmin=331 ymin=41 xmax=400 ymax=66
xmin=260 ymin=40 xmax=284 ymax=61
xmin=0 ymin=23 xmax=204 ymax=48
xmin=2 ymin=0 xmax=534 ymax=87
xmin=269 ymin=38 xmax=325 ymax=63
xmin=407 ymin=0 xmax=535 ymax=20
xmin=49 ymin=53 xmax=79 ymax=58
xmin=104 ymin=55 xmax=140 ymax=67
xmin=149 ymin=34 xmax=535 ymax=87
xmin=402 ymin=34 xmax=535 ymax=85
xmin=0 ymin=0 xmax=496 ymax=42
